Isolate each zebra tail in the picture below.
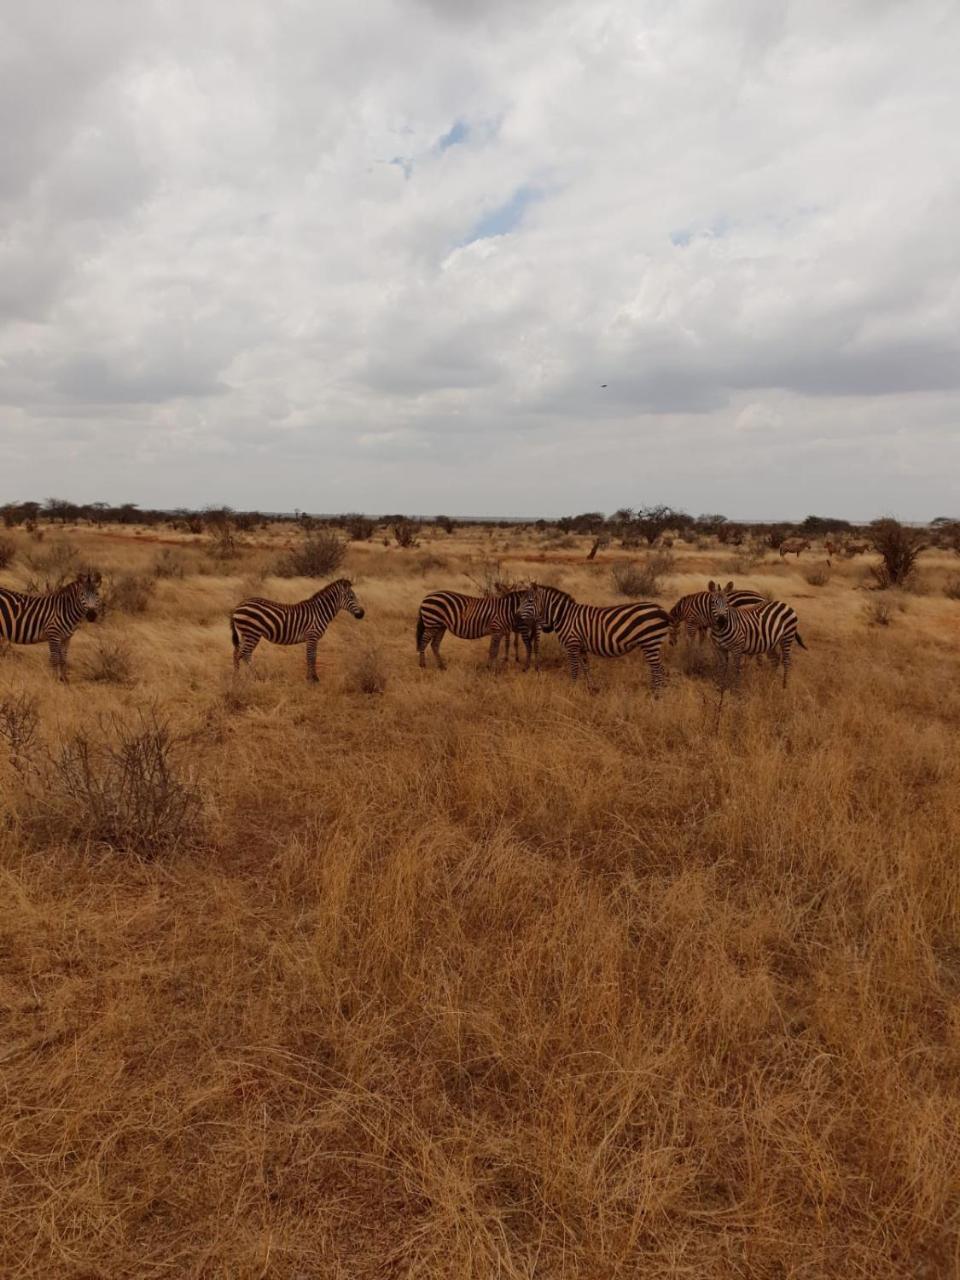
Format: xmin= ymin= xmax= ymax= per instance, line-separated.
xmin=230 ymin=618 xmax=239 ymax=649
xmin=795 ymin=632 xmax=808 ymax=650
xmin=416 ymin=613 xmax=425 ymax=650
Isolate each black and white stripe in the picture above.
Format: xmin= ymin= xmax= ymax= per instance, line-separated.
xmin=668 ymin=587 xmax=766 ymax=646
xmin=524 ymin=583 xmax=671 ymax=690
xmin=0 ymin=572 xmax=102 ymax=681
xmin=706 ymin=580 xmax=807 ymax=686
xmin=416 ymin=590 xmax=538 ymax=670
xmin=231 ymin=578 xmax=365 ymax=681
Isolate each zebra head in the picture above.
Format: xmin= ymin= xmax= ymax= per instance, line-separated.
xmin=339 ymin=579 xmax=365 ymax=619
xmin=77 ymin=571 xmax=103 ymax=622
xmin=523 ymin=582 xmax=570 ymax=633
xmin=706 ymin=580 xmax=735 ymax=627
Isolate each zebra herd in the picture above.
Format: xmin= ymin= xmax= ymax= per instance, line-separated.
xmin=0 ymin=572 xmax=805 ymax=690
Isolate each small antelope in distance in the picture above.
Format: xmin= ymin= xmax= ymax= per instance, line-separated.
xmin=231 ymin=578 xmax=365 ymax=682
xmin=0 ymin=571 xmax=102 ymax=682
xmin=779 ymin=538 xmax=811 ymax=558
xmin=416 ymin=588 xmax=538 ymax=670
xmin=523 ymin=582 xmax=671 ymax=691
xmin=706 ymin=580 xmax=807 ymax=688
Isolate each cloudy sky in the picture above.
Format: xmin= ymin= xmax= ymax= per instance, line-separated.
xmin=1 ymin=0 xmax=958 ymax=519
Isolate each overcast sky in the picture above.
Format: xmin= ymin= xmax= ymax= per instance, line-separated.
xmin=1 ymin=0 xmax=958 ymax=519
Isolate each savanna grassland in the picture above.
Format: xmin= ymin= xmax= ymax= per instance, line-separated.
xmin=1 ymin=522 xmax=959 ymax=1278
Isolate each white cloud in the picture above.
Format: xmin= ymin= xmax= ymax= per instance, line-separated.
xmin=0 ymin=0 xmax=958 ymax=518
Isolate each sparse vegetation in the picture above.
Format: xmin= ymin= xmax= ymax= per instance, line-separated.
xmin=611 ymin=551 xmax=674 ymax=596
xmin=0 ymin=517 xmax=959 ymax=1278
xmin=0 ymin=536 xmax=16 ymax=570
xmin=106 ymin=572 xmax=155 ymax=614
xmin=869 ymin=517 xmax=926 ymax=588
xmin=804 ymin=565 xmax=831 ymax=586
xmin=85 ymin=639 xmax=134 ymax=684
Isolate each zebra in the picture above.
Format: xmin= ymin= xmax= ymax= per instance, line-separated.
xmin=416 ymin=589 xmax=539 ymax=670
xmin=231 ymin=578 xmax=365 ymax=681
xmin=523 ymin=583 xmax=670 ymax=690
xmin=0 ymin=571 xmax=103 ymax=681
xmin=705 ymin=580 xmax=807 ymax=687
xmin=667 ymin=587 xmax=766 ymax=647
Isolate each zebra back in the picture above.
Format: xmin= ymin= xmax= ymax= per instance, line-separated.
xmin=418 ymin=589 xmax=524 ymax=640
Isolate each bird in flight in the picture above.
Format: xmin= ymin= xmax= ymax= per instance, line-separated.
xmin=601 ymin=383 xmax=608 ymax=388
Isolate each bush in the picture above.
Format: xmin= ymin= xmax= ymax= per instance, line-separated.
xmin=86 ymin=640 xmax=134 ymax=684
xmin=343 ymin=514 xmax=376 ymax=542
xmin=944 ymin=576 xmax=960 ymax=601
xmin=0 ymin=712 xmax=202 ymax=857
xmin=804 ymin=566 xmax=830 ymax=587
xmin=0 ymin=536 xmax=15 ymax=570
xmin=276 ymin=532 xmax=346 ymax=578
xmin=869 ymin=518 xmax=926 ymax=588
xmin=393 ymin=518 xmax=420 ymax=548
xmin=0 ymin=693 xmax=40 ymax=767
xmin=24 ymin=539 xmax=79 ymax=585
xmin=612 ymin=552 xmax=674 ymax=597
xmin=106 ymin=573 xmax=155 ymax=614
xmin=347 ymin=646 xmax=387 ymax=695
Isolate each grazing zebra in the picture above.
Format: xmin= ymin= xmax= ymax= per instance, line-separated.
xmin=416 ymin=589 xmax=538 ymax=670
xmin=0 ymin=572 xmax=102 ymax=682
xmin=667 ymin=588 xmax=766 ymax=647
xmin=523 ymin=583 xmax=670 ymax=690
xmin=779 ymin=538 xmax=811 ymax=558
xmin=231 ymin=578 xmax=365 ymax=681
xmin=706 ymin=580 xmax=807 ymax=687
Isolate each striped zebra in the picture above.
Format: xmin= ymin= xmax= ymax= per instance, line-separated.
xmin=416 ymin=590 xmax=539 ymax=670
xmin=523 ymin=583 xmax=670 ymax=690
xmin=668 ymin=587 xmax=766 ymax=646
xmin=706 ymin=580 xmax=807 ymax=687
xmin=0 ymin=572 xmax=102 ymax=681
xmin=231 ymin=578 xmax=365 ymax=681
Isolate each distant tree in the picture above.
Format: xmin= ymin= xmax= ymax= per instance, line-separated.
xmin=801 ymin=515 xmax=852 ymax=535
xmin=44 ymin=497 xmax=76 ymax=524
xmin=695 ymin=513 xmax=728 ymax=536
xmin=634 ymin=505 xmax=677 ymax=546
xmin=393 ymin=518 xmax=420 ymax=548
xmin=434 ymin=515 xmax=457 ymax=534
xmin=342 ymin=513 xmax=376 ymax=541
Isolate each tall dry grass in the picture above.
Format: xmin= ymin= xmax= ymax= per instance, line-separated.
xmin=0 ymin=526 xmax=959 ymax=1277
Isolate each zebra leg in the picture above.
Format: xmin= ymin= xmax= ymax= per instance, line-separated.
xmin=48 ymin=636 xmax=68 ymax=682
xmin=565 ymin=643 xmax=582 ymax=681
xmin=781 ymin=638 xmax=793 ymax=687
xmin=305 ymin=634 xmax=319 ymax=682
xmin=234 ymin=634 xmax=260 ymax=674
xmin=646 ymin=644 xmax=667 ymax=694
xmin=521 ymin=629 xmax=533 ymax=672
xmin=488 ymin=634 xmax=501 ymax=666
xmin=430 ymin=630 xmax=446 ymax=670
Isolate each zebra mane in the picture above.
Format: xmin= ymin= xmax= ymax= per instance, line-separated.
xmin=534 ymin=582 xmax=575 ymax=604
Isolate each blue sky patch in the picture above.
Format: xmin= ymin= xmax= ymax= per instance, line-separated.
xmin=464 ymin=185 xmax=538 ymax=244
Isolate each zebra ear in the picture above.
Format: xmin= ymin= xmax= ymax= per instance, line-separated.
xmin=707 ymin=580 xmax=717 ymax=592
xmin=725 ymin=581 xmax=734 ymax=592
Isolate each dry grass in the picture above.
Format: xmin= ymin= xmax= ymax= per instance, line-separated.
xmin=1 ymin=525 xmax=959 ymax=1277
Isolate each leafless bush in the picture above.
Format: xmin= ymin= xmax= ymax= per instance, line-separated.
xmin=4 ymin=713 xmax=203 ymax=856
xmin=804 ymin=566 xmax=830 ymax=587
xmin=611 ymin=552 xmax=674 ymax=598
xmin=152 ymin=548 xmax=187 ymax=578
xmin=276 ymin=532 xmax=346 ymax=578
xmin=86 ymin=640 xmax=134 ymax=685
xmin=344 ymin=514 xmax=376 ymax=541
xmin=210 ymin=525 xmax=241 ymax=561
xmin=869 ymin=519 xmax=925 ymax=589
xmin=393 ymin=518 xmax=420 ymax=548
xmin=24 ymin=539 xmax=79 ymax=585
xmin=723 ymin=553 xmax=762 ymax=576
xmin=0 ymin=693 xmax=40 ymax=768
xmin=106 ymin=573 xmax=155 ymax=614
xmin=466 ymin=560 xmax=513 ymax=596
xmin=0 ymin=536 xmax=16 ymax=570
xmin=347 ymin=646 xmax=387 ymax=695
xmin=416 ymin=553 xmax=449 ymax=573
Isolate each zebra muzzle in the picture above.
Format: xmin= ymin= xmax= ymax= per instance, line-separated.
xmin=86 ymin=610 xmax=99 ymax=622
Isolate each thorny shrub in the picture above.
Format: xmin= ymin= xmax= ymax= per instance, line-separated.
xmin=0 ymin=709 xmax=202 ymax=856
xmin=276 ymin=532 xmax=346 ymax=578
xmin=347 ymin=646 xmax=388 ymax=695
xmin=106 ymin=573 xmax=155 ymax=614
xmin=611 ymin=552 xmax=674 ymax=598
xmin=869 ymin=519 xmax=926 ymax=588
xmin=804 ymin=566 xmax=831 ymax=587
xmin=85 ymin=639 xmax=134 ymax=685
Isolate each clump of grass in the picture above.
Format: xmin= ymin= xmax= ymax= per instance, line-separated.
xmin=612 ymin=551 xmax=674 ymax=597
xmin=106 ymin=573 xmax=155 ymax=614
xmin=416 ymin=553 xmax=449 ymax=573
xmin=86 ymin=640 xmax=134 ymax=685
xmin=0 ymin=536 xmax=16 ymax=570
xmin=804 ymin=566 xmax=830 ymax=587
xmin=23 ymin=539 xmax=79 ymax=585
xmin=152 ymin=549 xmax=187 ymax=578
xmin=276 ymin=532 xmax=346 ymax=578
xmin=347 ymin=646 xmax=387 ymax=695
xmin=864 ymin=598 xmax=893 ymax=626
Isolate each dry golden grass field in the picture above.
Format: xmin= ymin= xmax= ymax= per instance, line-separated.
xmin=1 ymin=523 xmax=959 ymax=1278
